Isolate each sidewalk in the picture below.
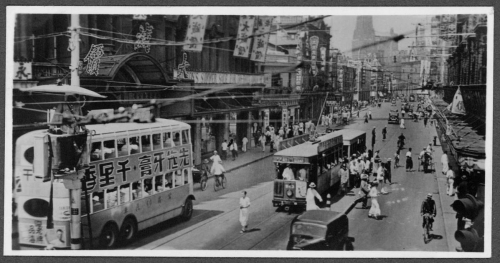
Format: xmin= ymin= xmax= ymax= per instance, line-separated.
xmin=201 ymin=144 xmax=275 ymax=175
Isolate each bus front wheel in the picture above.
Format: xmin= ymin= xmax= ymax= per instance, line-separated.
xmin=120 ymin=218 xmax=138 ymax=244
xmin=99 ymin=223 xmax=119 ymax=249
xmin=181 ymin=198 xmax=194 ymax=220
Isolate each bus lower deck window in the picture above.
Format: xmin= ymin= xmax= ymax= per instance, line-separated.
xmin=142 ymin=135 xmax=151 ymax=152
xmin=91 ymin=142 xmax=102 ymax=161
xmin=164 ymin=172 xmax=173 ymax=190
xmin=120 ymin=184 xmax=130 ymax=204
xmin=182 ymin=130 xmax=189 ymax=144
xmin=106 ymin=187 xmax=118 ymax=208
xmin=93 ymin=193 xmax=104 ymax=213
xmin=154 ymin=175 xmax=163 ymax=193
xmin=175 ymin=170 xmax=183 ymax=186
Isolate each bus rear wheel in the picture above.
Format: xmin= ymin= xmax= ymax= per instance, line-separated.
xmin=120 ymin=218 xmax=138 ymax=244
xmin=181 ymin=198 xmax=193 ymax=220
xmin=99 ymin=223 xmax=119 ymax=249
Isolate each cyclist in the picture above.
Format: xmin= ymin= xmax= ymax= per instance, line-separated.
xmin=210 ymin=160 xmax=226 ymax=189
xmin=420 ymin=193 xmax=437 ymax=233
xmin=200 ymin=159 xmax=211 ymax=188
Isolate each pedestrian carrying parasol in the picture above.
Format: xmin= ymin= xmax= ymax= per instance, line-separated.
xmin=25 ymin=84 xmax=107 ymax=98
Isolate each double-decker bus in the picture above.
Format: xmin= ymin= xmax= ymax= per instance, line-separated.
xmin=14 ymin=118 xmax=195 ymax=249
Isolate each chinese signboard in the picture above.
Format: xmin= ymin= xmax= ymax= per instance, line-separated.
xmin=318 ymin=135 xmax=343 ymax=153
xmin=19 ymin=221 xmax=68 ymax=247
xmin=234 ymin=16 xmax=256 ymax=58
xmin=135 ymin=22 xmax=154 ymax=53
xmin=320 ymin=46 xmax=326 ymax=71
xmin=172 ymin=70 xmax=264 ymax=84
xmin=184 ymin=15 xmax=208 ymax=52
xmin=296 ymin=30 xmax=303 ymax=61
xmin=83 ymin=145 xmax=192 ymax=193
xmin=250 ymin=16 xmax=273 ymax=62
xmin=309 ymin=36 xmax=319 ymax=76
xmin=263 ymin=109 xmax=270 ymax=128
xmin=176 ymin=52 xmax=190 ymax=79
xmin=14 ymin=62 xmax=32 ymax=80
xmin=84 ymin=44 xmax=105 ymax=76
xmin=296 ymin=68 xmax=303 ymax=92
xmin=273 ymin=156 xmax=308 ymax=164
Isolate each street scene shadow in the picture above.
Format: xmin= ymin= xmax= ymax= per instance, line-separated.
xmin=244 ymin=228 xmax=261 ymax=233
xmin=125 ymin=209 xmax=224 ymax=249
xmin=375 ymin=215 xmax=388 ymax=220
xmin=428 ymin=234 xmax=443 ymax=241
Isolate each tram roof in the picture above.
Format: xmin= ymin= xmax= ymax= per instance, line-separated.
xmin=274 ymin=132 xmax=343 ymax=158
xmin=86 ymin=118 xmax=191 ymax=136
xmin=329 ymin=129 xmax=366 ymax=141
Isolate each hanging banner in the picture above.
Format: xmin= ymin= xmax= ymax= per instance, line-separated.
xmin=320 ymin=46 xmax=327 ymax=70
xmin=451 ymin=87 xmax=466 ymax=115
xmin=296 ymin=68 xmax=303 ymax=92
xmin=309 ymin=36 xmax=319 ymax=76
xmin=135 ymin=22 xmax=154 ymax=53
xmin=250 ymin=16 xmax=273 ymax=62
xmin=263 ymin=109 xmax=270 ymax=128
xmin=234 ymin=16 xmax=256 ymax=58
xmin=183 ymin=15 xmax=208 ymax=52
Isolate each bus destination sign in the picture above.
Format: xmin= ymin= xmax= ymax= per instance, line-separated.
xmin=273 ymin=156 xmax=308 ymax=164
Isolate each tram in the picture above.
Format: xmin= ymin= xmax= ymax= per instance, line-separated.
xmin=334 ymin=129 xmax=367 ymax=157
xmin=272 ymin=132 xmax=344 ymax=211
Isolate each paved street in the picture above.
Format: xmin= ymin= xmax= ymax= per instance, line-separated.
xmin=121 ymin=101 xmax=451 ymax=251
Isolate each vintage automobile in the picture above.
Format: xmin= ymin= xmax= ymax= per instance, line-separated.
xmin=388 ymin=109 xmax=399 ymax=124
xmin=391 ymin=99 xmax=397 ymax=106
xmin=286 ymin=210 xmax=354 ymax=250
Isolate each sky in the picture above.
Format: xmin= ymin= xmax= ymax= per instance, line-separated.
xmin=325 ymin=15 xmax=429 ymax=55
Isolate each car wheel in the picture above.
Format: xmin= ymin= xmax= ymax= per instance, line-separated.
xmin=120 ymin=218 xmax=138 ymax=244
xmin=181 ymin=198 xmax=194 ymax=220
xmin=99 ymin=223 xmax=119 ymax=249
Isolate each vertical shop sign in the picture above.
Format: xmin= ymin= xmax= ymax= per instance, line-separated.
xmin=184 ymin=15 xmax=208 ymax=52
xmin=14 ymin=62 xmax=32 ymax=80
xmin=83 ymin=44 xmax=105 ymax=76
xmin=320 ymin=46 xmax=326 ymax=71
xmin=263 ymin=109 xmax=270 ymax=128
xmin=234 ymin=16 xmax=256 ymax=58
xmin=135 ymin=23 xmax=154 ymax=53
xmin=296 ymin=68 xmax=302 ymax=92
xmin=296 ymin=30 xmax=303 ymax=61
xmin=250 ymin=16 xmax=274 ymax=62
xmin=282 ymin=108 xmax=288 ymax=127
xmin=309 ymin=36 xmax=319 ymax=76
xmin=439 ymin=15 xmax=457 ymax=46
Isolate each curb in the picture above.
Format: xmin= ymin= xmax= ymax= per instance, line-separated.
xmin=226 ymin=152 xmax=274 ymax=173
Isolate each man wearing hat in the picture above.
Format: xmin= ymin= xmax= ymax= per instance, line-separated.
xmin=306 ymin=182 xmax=323 ymax=211
xmin=420 ymin=193 xmax=436 ymax=232
xmin=382 ymin=126 xmax=387 ymax=141
xmin=385 ymin=158 xmax=392 ymax=184
xmin=338 ymin=164 xmax=349 ymax=195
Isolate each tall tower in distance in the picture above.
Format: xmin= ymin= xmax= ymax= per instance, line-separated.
xmin=352 ymin=16 xmax=376 ymax=60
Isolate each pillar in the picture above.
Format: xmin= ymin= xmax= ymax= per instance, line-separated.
xmin=193 ymin=117 xmax=202 ymax=166
xmin=247 ymin=112 xmax=254 ymax=147
xmin=214 ymin=114 xmax=226 ymax=153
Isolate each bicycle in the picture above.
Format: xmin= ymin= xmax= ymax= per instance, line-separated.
xmin=214 ymin=173 xmax=227 ymax=192
xmin=422 ymin=213 xmax=434 ymax=244
xmin=200 ymin=173 xmax=208 ymax=191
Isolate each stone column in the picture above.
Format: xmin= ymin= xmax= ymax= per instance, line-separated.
xmin=247 ymin=111 xmax=253 ymax=147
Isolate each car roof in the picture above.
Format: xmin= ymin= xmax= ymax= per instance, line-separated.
xmin=296 ymin=210 xmax=343 ymax=225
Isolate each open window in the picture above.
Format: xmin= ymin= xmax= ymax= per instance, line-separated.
xmin=174 ymin=170 xmax=183 ymax=187
xmin=173 ymin=132 xmax=181 ymax=146
xmin=92 ymin=192 xmax=104 ymax=213
xmin=141 ymin=134 xmax=152 ymax=152
xmin=153 ymin=174 xmax=163 ymax=193
xmin=120 ymin=184 xmax=131 ymax=204
xmin=129 ymin=136 xmax=140 ymax=154
xmin=163 ymin=132 xmax=173 ymax=148
xmin=164 ymin=172 xmax=173 ymax=190
xmin=103 ymin=140 xmax=116 ymax=159
xmin=152 ymin=133 xmax=162 ymax=150
xmin=90 ymin=141 xmax=102 ymax=161
xmin=181 ymin=130 xmax=190 ymax=144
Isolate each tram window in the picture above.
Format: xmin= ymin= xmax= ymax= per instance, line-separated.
xmin=103 ymin=140 xmax=116 ymax=159
xmin=174 ymin=170 xmax=183 ymax=186
xmin=90 ymin=142 xmax=102 ymax=161
xmin=142 ymin=135 xmax=151 ymax=152
xmin=106 ymin=187 xmax=118 ymax=209
xmin=92 ymin=192 xmax=104 ymax=213
xmin=182 ymin=130 xmax=190 ymax=144
xmin=173 ymin=132 xmax=181 ymax=146
xmin=154 ymin=175 xmax=164 ymax=193
xmin=152 ymin=133 xmax=162 ymax=150
xmin=164 ymin=172 xmax=173 ymax=190
xmin=120 ymin=184 xmax=131 ymax=204
xmin=117 ymin=137 xmax=128 ymax=157
xmin=163 ymin=132 xmax=173 ymax=148
xmin=129 ymin=136 xmax=140 ymax=154
xmin=144 ymin=178 xmax=153 ymax=195
xmin=132 ymin=181 xmax=140 ymax=200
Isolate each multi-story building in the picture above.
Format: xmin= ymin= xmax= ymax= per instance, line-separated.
xmin=13 ymin=14 xmax=271 ymax=165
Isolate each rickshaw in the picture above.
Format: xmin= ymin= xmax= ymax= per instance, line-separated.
xmin=272 ymin=132 xmax=344 ymax=212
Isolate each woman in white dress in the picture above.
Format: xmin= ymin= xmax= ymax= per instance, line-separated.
xmin=306 ymin=182 xmax=323 ymax=211
xmin=239 ymin=191 xmax=251 ymax=233
xmin=368 ymin=182 xmax=381 ymax=219
xmin=400 ymin=118 xmax=405 ymax=129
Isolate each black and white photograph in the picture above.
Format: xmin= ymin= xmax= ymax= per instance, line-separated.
xmin=4 ymin=5 xmax=494 ymax=258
